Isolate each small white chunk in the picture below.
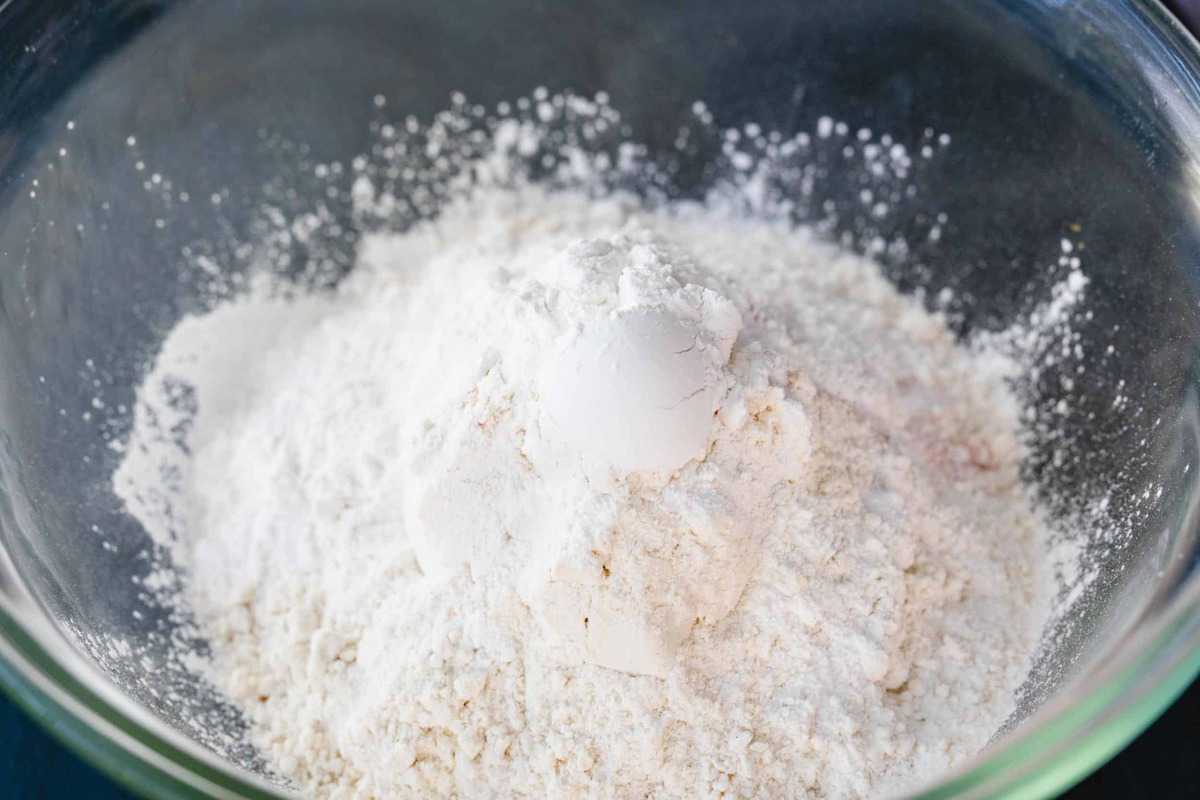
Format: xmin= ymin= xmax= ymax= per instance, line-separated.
xmin=540 ymin=308 xmax=718 ymax=474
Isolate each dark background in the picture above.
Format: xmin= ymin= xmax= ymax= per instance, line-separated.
xmin=1 ymin=0 xmax=1199 ymax=798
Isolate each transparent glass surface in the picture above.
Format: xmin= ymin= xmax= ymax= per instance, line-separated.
xmin=1 ymin=0 xmax=1200 ymax=797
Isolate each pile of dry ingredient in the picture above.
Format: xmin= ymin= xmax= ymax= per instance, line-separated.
xmin=112 ymin=96 xmax=1087 ymax=799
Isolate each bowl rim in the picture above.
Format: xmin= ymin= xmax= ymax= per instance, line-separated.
xmin=1 ymin=0 xmax=1200 ymax=798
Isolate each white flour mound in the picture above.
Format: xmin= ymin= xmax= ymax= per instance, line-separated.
xmin=116 ymin=183 xmax=1051 ymax=799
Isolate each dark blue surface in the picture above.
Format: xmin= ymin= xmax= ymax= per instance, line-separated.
xmin=0 ymin=690 xmax=130 ymax=798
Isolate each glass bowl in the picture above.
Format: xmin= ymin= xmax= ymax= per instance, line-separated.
xmin=2 ymin=0 xmax=1200 ymax=797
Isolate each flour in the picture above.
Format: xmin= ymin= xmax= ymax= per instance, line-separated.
xmin=113 ymin=108 xmax=1061 ymax=798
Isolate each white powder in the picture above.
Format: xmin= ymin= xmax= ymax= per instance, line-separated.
xmin=114 ymin=178 xmax=1056 ymax=799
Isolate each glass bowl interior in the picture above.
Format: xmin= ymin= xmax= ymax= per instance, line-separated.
xmin=1 ymin=0 xmax=1200 ymax=797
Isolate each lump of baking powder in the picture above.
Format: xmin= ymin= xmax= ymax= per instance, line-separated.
xmin=540 ymin=240 xmax=742 ymax=479
xmin=541 ymin=305 xmax=724 ymax=476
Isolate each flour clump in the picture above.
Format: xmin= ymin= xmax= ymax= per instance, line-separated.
xmin=116 ymin=177 xmax=1053 ymax=798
